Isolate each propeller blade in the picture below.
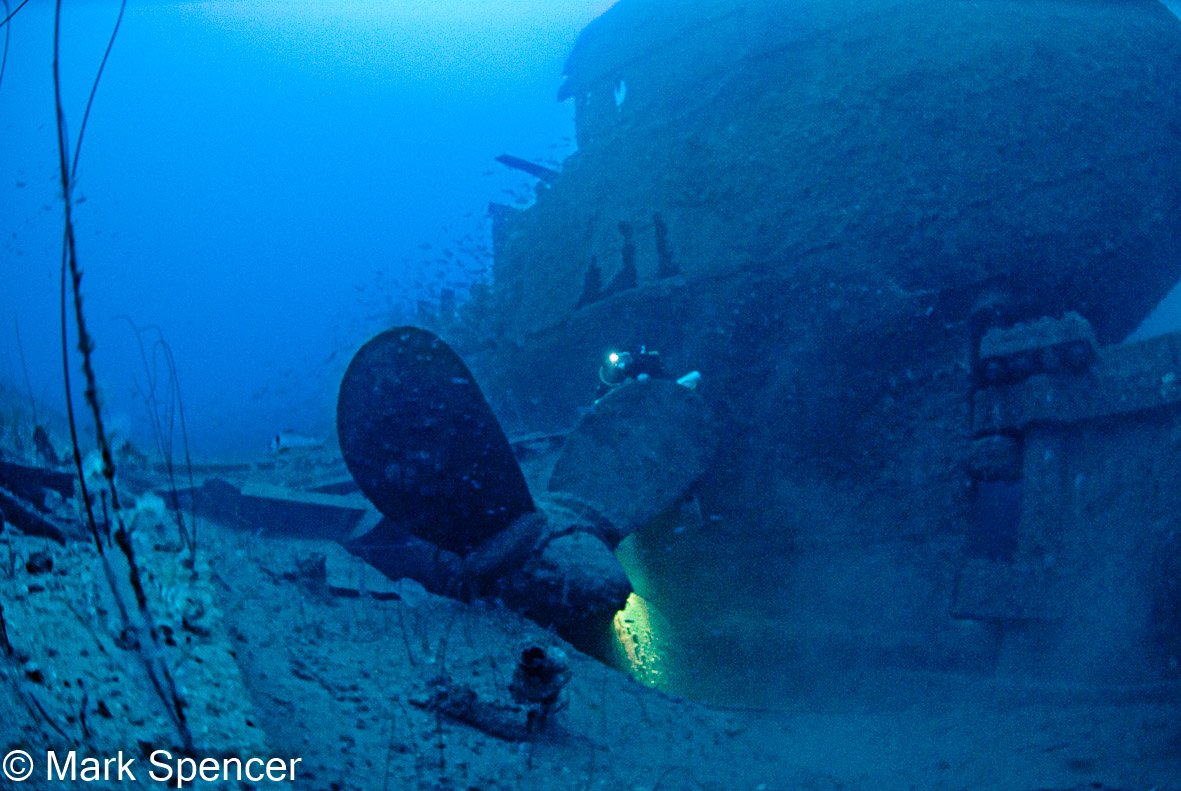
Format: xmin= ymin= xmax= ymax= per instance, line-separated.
xmin=548 ymin=378 xmax=716 ymax=540
xmin=337 ymin=327 xmax=535 ymax=554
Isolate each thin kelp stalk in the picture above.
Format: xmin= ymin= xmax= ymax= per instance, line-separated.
xmin=2 ymin=0 xmax=36 ymax=94
xmin=52 ymin=0 xmax=193 ymax=752
xmin=0 ymin=599 xmax=12 ymax=656
xmin=0 ymin=0 xmax=30 ymax=30
xmin=14 ymin=317 xmax=39 ymax=427
xmin=158 ymin=337 xmax=198 ymax=550
xmin=69 ymin=0 xmax=126 ymax=183
xmin=55 ymin=15 xmax=104 ymax=558
xmin=117 ymin=317 xmax=198 ymax=552
xmin=1 ymin=0 xmax=10 ymax=94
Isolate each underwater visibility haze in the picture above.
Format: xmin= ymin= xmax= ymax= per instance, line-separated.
xmin=1 ymin=0 xmax=613 ymax=458
xmin=3 ymin=0 xmax=1181 ymax=789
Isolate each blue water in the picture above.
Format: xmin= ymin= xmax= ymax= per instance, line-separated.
xmin=6 ymin=0 xmax=1181 ymax=458
xmin=1 ymin=0 xmax=614 ymax=458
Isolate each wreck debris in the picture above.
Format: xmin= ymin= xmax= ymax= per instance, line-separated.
xmin=576 ymin=256 xmax=604 ymax=309
xmin=575 ymin=216 xmax=678 ymax=310
xmin=510 ymin=644 xmax=571 ymax=734
xmin=415 ymin=679 xmax=528 ymax=742
xmin=32 ymin=426 xmax=62 ymax=467
xmin=977 ymin=311 xmax=1099 ymax=386
xmin=653 ymin=212 xmax=678 ymax=278
xmin=603 ymin=220 xmax=638 ymax=296
xmin=494 ymin=153 xmax=559 ymax=184
xmin=0 ymin=484 xmax=77 ymax=544
xmin=0 ymin=460 xmax=76 ymax=505
xmin=967 ymin=435 xmax=1022 ymax=483
xmin=954 ymin=317 xmax=1181 ymax=678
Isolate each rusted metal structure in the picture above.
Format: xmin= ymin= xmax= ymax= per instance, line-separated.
xmin=962 ymin=315 xmax=1181 ymax=681
xmin=456 ymin=0 xmax=1181 ymax=696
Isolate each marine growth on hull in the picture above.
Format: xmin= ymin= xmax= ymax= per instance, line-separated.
xmin=3 ymin=0 xmax=1181 ymax=789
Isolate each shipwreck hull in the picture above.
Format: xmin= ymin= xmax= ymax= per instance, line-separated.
xmin=460 ymin=0 xmax=1181 ymax=698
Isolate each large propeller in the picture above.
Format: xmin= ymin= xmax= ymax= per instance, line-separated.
xmin=337 ymin=327 xmax=717 ymax=643
xmin=337 ymin=327 xmax=535 ymax=555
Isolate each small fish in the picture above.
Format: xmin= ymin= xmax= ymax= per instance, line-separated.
xmin=269 ymin=431 xmax=322 ymax=454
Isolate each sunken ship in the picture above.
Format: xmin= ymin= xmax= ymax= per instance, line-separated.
xmin=457 ymin=0 xmax=1181 ymax=699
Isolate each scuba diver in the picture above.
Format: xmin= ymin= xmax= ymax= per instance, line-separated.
xmin=596 ymin=345 xmax=701 ymax=400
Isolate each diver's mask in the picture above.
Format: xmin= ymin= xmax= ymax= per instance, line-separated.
xmin=599 ymin=350 xmax=633 ymax=386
